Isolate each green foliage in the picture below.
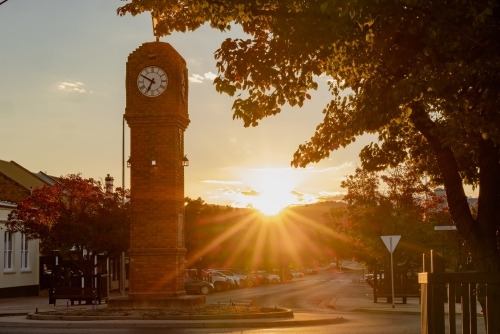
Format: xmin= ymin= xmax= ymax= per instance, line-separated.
xmin=119 ymin=1 xmax=500 ymax=280
xmin=325 ymin=164 xmax=460 ymax=269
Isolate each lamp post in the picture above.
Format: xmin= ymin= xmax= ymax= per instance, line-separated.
xmin=121 ymin=115 xmax=126 ymax=296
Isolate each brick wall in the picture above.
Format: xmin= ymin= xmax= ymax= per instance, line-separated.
xmin=0 ymin=173 xmax=29 ymax=203
xmin=125 ymin=42 xmax=190 ymax=298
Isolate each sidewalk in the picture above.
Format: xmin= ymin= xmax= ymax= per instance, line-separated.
xmin=328 ymin=261 xmax=483 ymax=316
xmin=0 ymin=292 xmax=346 ymax=328
xmin=0 ymin=265 xmax=483 ymax=328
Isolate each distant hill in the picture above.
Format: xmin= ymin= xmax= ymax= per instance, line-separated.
xmin=282 ymin=201 xmax=346 ymax=223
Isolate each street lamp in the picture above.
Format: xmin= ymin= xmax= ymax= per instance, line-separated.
xmin=182 ymin=155 xmax=189 ymax=167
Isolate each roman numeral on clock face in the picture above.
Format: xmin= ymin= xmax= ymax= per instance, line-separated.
xmin=137 ymin=66 xmax=168 ymax=97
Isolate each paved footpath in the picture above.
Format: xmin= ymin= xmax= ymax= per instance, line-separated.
xmin=0 ymin=262 xmax=482 ymax=328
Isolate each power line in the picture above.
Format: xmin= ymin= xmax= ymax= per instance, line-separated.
xmin=0 ymin=0 xmax=9 ymax=5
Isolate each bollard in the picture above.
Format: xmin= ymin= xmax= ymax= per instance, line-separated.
xmin=35 ymin=308 xmax=38 ymax=314
xmin=66 ymin=300 xmax=69 ymax=310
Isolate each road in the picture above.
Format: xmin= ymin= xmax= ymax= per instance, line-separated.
xmin=206 ymin=267 xmax=368 ymax=313
xmin=0 ymin=266 xmax=424 ymax=333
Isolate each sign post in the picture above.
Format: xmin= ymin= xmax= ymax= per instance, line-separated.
xmin=433 ymin=226 xmax=457 ymax=231
xmin=381 ymin=235 xmax=401 ymax=309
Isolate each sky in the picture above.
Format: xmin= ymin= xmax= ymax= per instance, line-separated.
xmin=0 ymin=1 xmax=476 ymax=213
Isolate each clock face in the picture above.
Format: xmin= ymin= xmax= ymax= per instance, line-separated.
xmin=137 ymin=66 xmax=168 ymax=97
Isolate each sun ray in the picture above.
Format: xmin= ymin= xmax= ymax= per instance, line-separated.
xmin=280 ymin=211 xmax=326 ymax=260
xmin=250 ymin=217 xmax=269 ymax=269
xmin=223 ymin=213 xmax=263 ymax=267
xmin=275 ymin=217 xmax=303 ymax=268
xmin=184 ymin=214 xmax=253 ymax=269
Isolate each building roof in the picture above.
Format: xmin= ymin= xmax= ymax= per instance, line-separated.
xmin=0 ymin=160 xmax=47 ymax=190
xmin=35 ymin=171 xmax=60 ymax=186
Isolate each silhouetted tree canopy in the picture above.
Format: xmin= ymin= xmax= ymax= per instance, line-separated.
xmin=120 ymin=2 xmax=500 ymax=328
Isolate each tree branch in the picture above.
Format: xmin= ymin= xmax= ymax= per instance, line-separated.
xmin=406 ymin=4 xmax=490 ymax=47
xmin=409 ymin=103 xmax=477 ymax=238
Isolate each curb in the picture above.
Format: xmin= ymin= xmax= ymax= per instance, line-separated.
xmin=27 ymin=309 xmax=294 ymax=321
xmin=0 ymin=316 xmax=347 ymax=329
xmin=351 ymin=308 xmax=484 ymax=317
xmin=351 ymin=308 xmax=421 ymax=316
xmin=0 ymin=313 xmax=28 ymax=317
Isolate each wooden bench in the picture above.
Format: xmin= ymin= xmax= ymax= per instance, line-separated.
xmin=51 ymin=287 xmax=97 ymax=306
xmin=374 ymin=286 xmax=420 ymax=304
xmin=374 ymin=292 xmax=421 ymax=304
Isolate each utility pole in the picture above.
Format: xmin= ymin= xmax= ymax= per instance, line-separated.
xmin=121 ymin=115 xmax=126 ymax=296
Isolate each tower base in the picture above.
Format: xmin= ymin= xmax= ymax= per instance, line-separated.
xmin=108 ymin=295 xmax=206 ymax=310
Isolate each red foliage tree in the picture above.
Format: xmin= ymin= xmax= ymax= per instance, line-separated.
xmin=6 ymin=174 xmax=130 ymax=275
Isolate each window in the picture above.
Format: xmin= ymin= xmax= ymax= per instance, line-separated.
xmin=21 ymin=234 xmax=29 ymax=270
xmin=4 ymin=232 xmax=13 ymax=271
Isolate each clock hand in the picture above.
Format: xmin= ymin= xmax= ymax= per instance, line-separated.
xmin=146 ymin=78 xmax=156 ymax=92
xmin=141 ymin=74 xmax=153 ymax=82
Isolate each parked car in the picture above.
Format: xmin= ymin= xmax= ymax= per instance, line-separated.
xmin=202 ymin=270 xmax=230 ymax=292
xmin=184 ymin=277 xmax=214 ymax=295
xmin=208 ymin=269 xmax=241 ymax=288
xmin=305 ymin=267 xmax=318 ymax=275
xmin=227 ymin=268 xmax=264 ymax=287
xmin=246 ymin=272 xmax=265 ymax=286
xmin=290 ymin=270 xmax=304 ymax=278
xmin=254 ymin=270 xmax=281 ymax=284
xmin=216 ymin=268 xmax=248 ymax=287
xmin=270 ymin=269 xmax=293 ymax=281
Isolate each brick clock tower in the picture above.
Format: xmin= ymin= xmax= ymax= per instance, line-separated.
xmin=109 ymin=42 xmax=204 ymax=308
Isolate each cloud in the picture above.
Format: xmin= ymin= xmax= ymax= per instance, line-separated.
xmin=202 ymin=180 xmax=244 ymax=185
xmin=204 ymin=72 xmax=217 ymax=80
xmin=317 ymin=191 xmax=346 ymax=201
xmin=249 ymin=167 xmax=294 ymax=172
xmin=188 ymin=74 xmax=204 ymax=83
xmin=291 ymin=190 xmax=304 ymax=197
xmin=247 ymin=162 xmax=353 ymax=175
xmin=305 ymin=162 xmax=354 ymax=173
xmin=241 ymin=190 xmax=259 ymax=196
xmin=57 ymin=81 xmax=87 ymax=93
xmin=189 ymin=72 xmax=218 ymax=83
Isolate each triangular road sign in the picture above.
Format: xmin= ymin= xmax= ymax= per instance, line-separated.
xmin=381 ymin=235 xmax=401 ymax=254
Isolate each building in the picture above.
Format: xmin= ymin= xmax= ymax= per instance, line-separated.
xmin=0 ymin=160 xmax=129 ymax=296
xmin=434 ymin=187 xmax=478 ymax=209
xmin=0 ymin=160 xmax=59 ymax=298
xmin=0 ymin=160 xmax=54 ymax=298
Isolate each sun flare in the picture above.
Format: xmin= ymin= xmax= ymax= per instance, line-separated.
xmin=245 ymin=169 xmax=299 ymax=216
xmin=252 ymin=191 xmax=296 ymax=216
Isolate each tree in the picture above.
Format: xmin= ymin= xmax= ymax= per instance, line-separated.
xmin=331 ymin=165 xmax=459 ymax=270
xmin=184 ymin=197 xmax=252 ymax=269
xmin=119 ymin=2 xmax=499 ymax=326
xmin=6 ymin=174 xmax=130 ymax=275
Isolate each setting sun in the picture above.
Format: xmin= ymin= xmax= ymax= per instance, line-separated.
xmin=252 ymin=190 xmax=296 ymax=216
xmin=242 ymin=168 xmax=304 ymax=216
